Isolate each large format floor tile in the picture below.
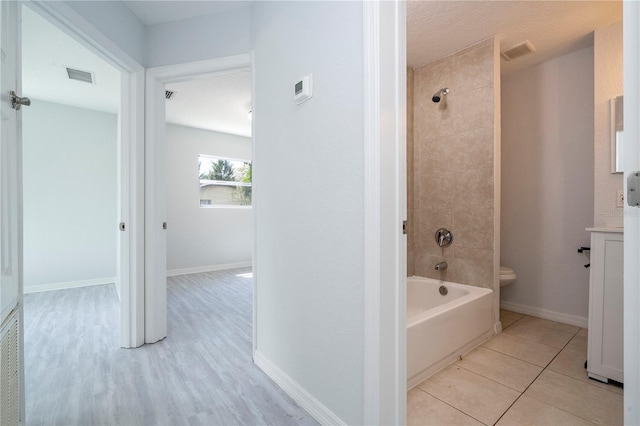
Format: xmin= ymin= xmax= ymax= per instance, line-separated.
xmin=407 ymin=388 xmax=483 ymax=426
xmin=458 ymin=347 xmax=542 ymax=392
xmin=525 ymin=370 xmax=623 ymax=425
xmin=496 ymin=395 xmax=596 ymax=426
xmin=548 ymin=337 xmax=623 ymax=395
xmin=417 ymin=364 xmax=520 ymax=425
xmin=503 ymin=321 xmax=575 ymax=348
xmin=408 ymin=316 xmax=622 ymax=426
xmin=500 ymin=316 xmax=517 ymax=329
xmin=500 ymin=309 xmax=524 ymax=321
xmin=516 ymin=315 xmax=580 ymax=334
xmin=481 ymin=332 xmax=560 ymax=367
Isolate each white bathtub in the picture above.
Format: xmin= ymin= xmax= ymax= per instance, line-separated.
xmin=407 ymin=276 xmax=493 ymax=389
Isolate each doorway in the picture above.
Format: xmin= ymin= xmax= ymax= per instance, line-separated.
xmin=164 ymin=71 xmax=252 ymax=276
xmin=144 ymin=54 xmax=254 ymax=346
xmin=20 ymin=4 xmax=123 ymax=422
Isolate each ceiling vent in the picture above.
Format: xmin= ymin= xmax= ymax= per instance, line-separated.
xmin=165 ymin=90 xmax=176 ymax=100
xmin=66 ymin=67 xmax=94 ymax=84
xmin=501 ymin=41 xmax=536 ymax=61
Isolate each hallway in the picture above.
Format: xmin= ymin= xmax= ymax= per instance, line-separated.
xmin=24 ymin=268 xmax=316 ymax=425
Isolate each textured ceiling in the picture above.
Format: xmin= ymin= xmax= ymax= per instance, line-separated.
xmin=165 ymin=71 xmax=252 ymax=137
xmin=408 ymin=1 xmax=622 ymax=75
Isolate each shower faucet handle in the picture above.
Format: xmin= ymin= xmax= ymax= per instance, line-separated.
xmin=435 ymin=228 xmax=453 ymax=247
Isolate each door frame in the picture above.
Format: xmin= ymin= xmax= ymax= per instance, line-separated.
xmin=363 ymin=1 xmax=407 ymax=424
xmin=23 ymin=1 xmax=145 ymax=348
xmin=145 ymin=54 xmax=252 ymax=344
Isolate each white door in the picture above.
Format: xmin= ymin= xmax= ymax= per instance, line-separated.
xmin=0 ymin=0 xmax=24 ymax=423
xmin=144 ymin=73 xmax=167 ymax=344
xmin=624 ymin=2 xmax=640 ymax=422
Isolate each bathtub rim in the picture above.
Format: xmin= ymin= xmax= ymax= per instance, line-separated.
xmin=407 ymin=275 xmax=493 ymax=329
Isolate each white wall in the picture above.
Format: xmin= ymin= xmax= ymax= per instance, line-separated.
xmin=501 ymin=47 xmax=594 ymax=323
xmin=22 ymin=100 xmax=117 ymax=289
xmin=594 ymin=22 xmax=624 ymax=227
xmin=145 ymin=7 xmax=251 ymax=68
xmin=165 ymin=124 xmax=252 ymax=273
xmin=252 ymin=1 xmax=364 ymax=424
xmin=62 ymin=0 xmax=146 ymax=66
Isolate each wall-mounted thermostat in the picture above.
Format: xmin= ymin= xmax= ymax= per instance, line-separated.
xmin=294 ymin=75 xmax=313 ymax=104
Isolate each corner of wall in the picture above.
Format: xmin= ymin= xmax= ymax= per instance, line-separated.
xmin=407 ymin=66 xmax=415 ymax=277
xmin=594 ymin=21 xmax=624 ymax=227
xmin=492 ymin=36 xmax=502 ymax=331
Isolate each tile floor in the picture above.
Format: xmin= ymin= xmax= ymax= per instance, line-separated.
xmin=408 ymin=310 xmax=623 ymax=425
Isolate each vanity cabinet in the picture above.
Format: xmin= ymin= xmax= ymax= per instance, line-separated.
xmin=586 ymin=228 xmax=623 ymax=383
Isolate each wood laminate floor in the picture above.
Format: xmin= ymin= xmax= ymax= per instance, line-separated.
xmin=24 ymin=268 xmax=317 ymax=426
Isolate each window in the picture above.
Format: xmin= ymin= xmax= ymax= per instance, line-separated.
xmin=198 ymin=155 xmax=252 ymax=207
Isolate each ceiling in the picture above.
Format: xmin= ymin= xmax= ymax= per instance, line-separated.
xmin=408 ymin=1 xmax=622 ymax=75
xmin=22 ymin=6 xmax=121 ymax=114
xmin=165 ymin=72 xmax=252 ymax=137
xmin=122 ymin=0 xmax=251 ymax=26
xmin=22 ymin=4 xmax=251 ymax=137
xmin=22 ymin=1 xmax=622 ymax=131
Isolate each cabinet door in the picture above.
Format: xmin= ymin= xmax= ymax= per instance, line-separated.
xmin=588 ymin=232 xmax=624 ymax=383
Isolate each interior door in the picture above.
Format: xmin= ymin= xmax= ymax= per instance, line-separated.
xmin=0 ymin=0 xmax=24 ymax=423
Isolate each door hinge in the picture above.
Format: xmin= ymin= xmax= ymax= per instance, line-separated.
xmin=402 ymin=220 xmax=408 ymax=235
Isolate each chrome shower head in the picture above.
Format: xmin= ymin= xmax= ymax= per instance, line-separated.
xmin=432 ymin=88 xmax=450 ymax=103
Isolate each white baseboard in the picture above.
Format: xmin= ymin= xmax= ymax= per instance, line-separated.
xmin=254 ymin=351 xmax=346 ymax=426
xmin=167 ymin=261 xmax=252 ymax=277
xmin=24 ymin=277 xmax=116 ymax=294
xmin=500 ymin=300 xmax=588 ymax=328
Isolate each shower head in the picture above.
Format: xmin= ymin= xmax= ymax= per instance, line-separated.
xmin=432 ymin=88 xmax=450 ymax=103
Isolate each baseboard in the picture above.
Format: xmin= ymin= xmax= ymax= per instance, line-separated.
xmin=24 ymin=277 xmax=116 ymax=294
xmin=167 ymin=261 xmax=252 ymax=277
xmin=253 ymin=351 xmax=346 ymax=426
xmin=500 ymin=300 xmax=588 ymax=328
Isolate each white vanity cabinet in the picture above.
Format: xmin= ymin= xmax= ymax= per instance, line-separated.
xmin=586 ymin=227 xmax=623 ymax=383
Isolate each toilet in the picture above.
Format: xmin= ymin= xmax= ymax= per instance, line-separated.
xmin=500 ymin=266 xmax=517 ymax=287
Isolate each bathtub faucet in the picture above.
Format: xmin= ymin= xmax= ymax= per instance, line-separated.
xmin=435 ymin=261 xmax=448 ymax=271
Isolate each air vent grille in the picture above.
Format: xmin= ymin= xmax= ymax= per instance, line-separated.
xmin=0 ymin=311 xmax=20 ymax=426
xmin=501 ymin=41 xmax=536 ymax=61
xmin=165 ymin=90 xmax=176 ymax=100
xmin=66 ymin=68 xmax=94 ymax=84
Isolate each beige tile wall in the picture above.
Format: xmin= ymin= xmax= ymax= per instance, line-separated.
xmin=407 ymin=67 xmax=415 ymax=276
xmin=409 ymin=38 xmax=497 ymax=289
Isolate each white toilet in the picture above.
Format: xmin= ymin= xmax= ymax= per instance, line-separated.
xmin=500 ymin=266 xmax=517 ymax=287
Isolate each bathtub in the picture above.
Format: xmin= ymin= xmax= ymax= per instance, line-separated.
xmin=407 ymin=276 xmax=493 ymax=389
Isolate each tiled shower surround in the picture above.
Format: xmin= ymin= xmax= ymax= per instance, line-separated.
xmin=408 ymin=38 xmax=499 ymax=289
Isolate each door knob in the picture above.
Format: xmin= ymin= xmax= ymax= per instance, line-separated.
xmin=10 ymin=91 xmax=30 ymax=110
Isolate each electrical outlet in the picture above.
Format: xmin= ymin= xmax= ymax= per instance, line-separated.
xmin=616 ymin=190 xmax=624 ymax=208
